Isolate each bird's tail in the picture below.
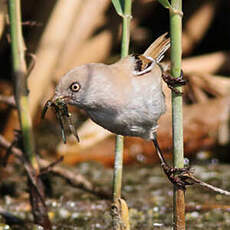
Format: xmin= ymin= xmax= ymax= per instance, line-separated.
xmin=144 ymin=33 xmax=170 ymax=63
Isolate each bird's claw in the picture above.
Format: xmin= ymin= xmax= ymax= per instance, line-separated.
xmin=162 ymin=70 xmax=187 ymax=95
xmin=162 ymin=164 xmax=194 ymax=190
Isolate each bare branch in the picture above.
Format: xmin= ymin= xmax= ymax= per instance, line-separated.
xmin=0 ymin=134 xmax=111 ymax=199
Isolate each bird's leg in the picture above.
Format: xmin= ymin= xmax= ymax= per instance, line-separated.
xmin=152 ymin=137 xmax=193 ymax=190
xmin=162 ymin=70 xmax=186 ymax=95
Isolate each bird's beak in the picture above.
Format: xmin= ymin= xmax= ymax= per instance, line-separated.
xmin=41 ymin=94 xmax=80 ymax=143
xmin=41 ymin=94 xmax=66 ymax=120
xmin=51 ymin=94 xmax=70 ymax=104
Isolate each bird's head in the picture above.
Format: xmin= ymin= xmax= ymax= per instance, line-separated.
xmin=53 ymin=65 xmax=93 ymax=108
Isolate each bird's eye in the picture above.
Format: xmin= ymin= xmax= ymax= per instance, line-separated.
xmin=70 ymin=82 xmax=80 ymax=92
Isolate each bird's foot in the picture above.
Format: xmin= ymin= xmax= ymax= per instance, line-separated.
xmin=161 ymin=163 xmax=194 ymax=190
xmin=162 ymin=70 xmax=186 ymax=95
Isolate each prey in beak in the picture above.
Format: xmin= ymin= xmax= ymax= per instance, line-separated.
xmin=41 ymin=96 xmax=80 ymax=144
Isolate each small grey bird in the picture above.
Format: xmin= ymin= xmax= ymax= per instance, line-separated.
xmin=43 ymin=33 xmax=189 ymax=188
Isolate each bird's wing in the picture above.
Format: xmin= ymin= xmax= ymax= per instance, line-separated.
xmin=132 ymin=33 xmax=170 ymax=76
xmin=143 ymin=32 xmax=170 ymax=63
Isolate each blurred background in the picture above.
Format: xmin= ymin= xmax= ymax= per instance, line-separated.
xmin=1 ymin=0 xmax=229 ymax=166
xmin=1 ymin=0 xmax=230 ymax=228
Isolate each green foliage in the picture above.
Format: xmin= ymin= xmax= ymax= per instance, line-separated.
xmin=111 ymin=0 xmax=125 ymax=16
xmin=157 ymin=0 xmax=172 ymax=9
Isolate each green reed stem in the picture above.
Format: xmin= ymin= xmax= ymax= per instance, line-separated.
xmin=113 ymin=0 xmax=132 ymax=201
xmin=169 ymin=0 xmax=185 ymax=229
xmin=8 ymin=0 xmax=39 ymax=172
xmin=112 ymin=1 xmax=132 ymax=229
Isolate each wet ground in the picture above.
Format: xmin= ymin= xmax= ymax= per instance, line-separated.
xmin=1 ymin=156 xmax=230 ymax=229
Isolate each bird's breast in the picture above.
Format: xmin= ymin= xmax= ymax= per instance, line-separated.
xmin=84 ymin=62 xmax=166 ymax=139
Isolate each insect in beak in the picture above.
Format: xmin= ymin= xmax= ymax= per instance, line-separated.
xmin=41 ymin=96 xmax=80 ymax=144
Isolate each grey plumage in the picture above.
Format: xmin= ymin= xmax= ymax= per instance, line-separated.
xmin=53 ymin=33 xmax=170 ymax=140
xmin=44 ymin=33 xmax=192 ymax=189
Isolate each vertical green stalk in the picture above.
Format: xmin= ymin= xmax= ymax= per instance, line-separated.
xmin=113 ymin=135 xmax=124 ymax=199
xmin=9 ymin=0 xmax=38 ymax=169
xmin=170 ymin=0 xmax=185 ymax=229
xmin=121 ymin=1 xmax=131 ymax=58
xmin=113 ymin=0 xmax=132 ymax=201
xmin=9 ymin=1 xmax=52 ymax=229
xmin=111 ymin=1 xmax=132 ymax=229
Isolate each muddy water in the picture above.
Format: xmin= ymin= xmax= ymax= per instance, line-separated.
xmin=1 ymin=159 xmax=230 ymax=229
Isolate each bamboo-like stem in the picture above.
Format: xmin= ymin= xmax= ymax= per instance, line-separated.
xmin=170 ymin=0 xmax=185 ymax=230
xmin=8 ymin=0 xmax=38 ymax=170
xmin=120 ymin=1 xmax=131 ymax=58
xmin=8 ymin=1 xmax=51 ymax=229
xmin=112 ymin=1 xmax=132 ymax=229
xmin=113 ymin=0 xmax=132 ymax=202
xmin=113 ymin=135 xmax=124 ymax=200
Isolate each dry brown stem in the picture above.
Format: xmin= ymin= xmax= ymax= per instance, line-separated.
xmin=0 ymin=0 xmax=6 ymax=39
xmin=28 ymin=0 xmax=110 ymax=118
xmin=66 ymin=30 xmax=113 ymax=70
xmin=182 ymin=1 xmax=217 ymax=55
xmin=186 ymin=204 xmax=230 ymax=212
xmin=182 ymin=51 xmax=230 ymax=74
xmin=54 ymin=0 xmax=110 ymax=78
xmin=28 ymin=0 xmax=83 ymax=117
xmin=178 ymin=170 xmax=230 ymax=196
xmin=0 ymin=134 xmax=111 ymax=199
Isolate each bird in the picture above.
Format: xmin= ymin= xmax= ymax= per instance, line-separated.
xmin=43 ymin=33 xmax=189 ymax=189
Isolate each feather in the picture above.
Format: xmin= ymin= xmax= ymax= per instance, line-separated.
xmin=143 ymin=32 xmax=170 ymax=63
xmin=132 ymin=55 xmax=155 ymax=76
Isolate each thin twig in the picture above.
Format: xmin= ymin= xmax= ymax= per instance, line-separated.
xmin=0 ymin=134 xmax=111 ymax=200
xmin=22 ymin=21 xmax=42 ymax=27
xmin=26 ymin=53 xmax=36 ymax=78
xmin=180 ymin=171 xmax=230 ymax=196
xmin=1 ymin=130 xmax=19 ymax=166
xmin=39 ymin=156 xmax=64 ymax=175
